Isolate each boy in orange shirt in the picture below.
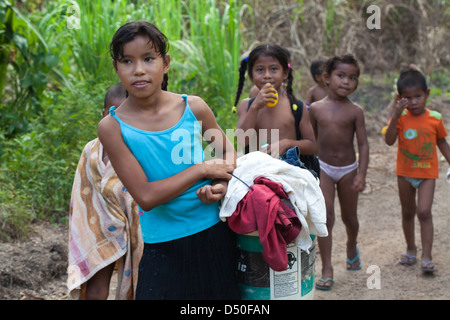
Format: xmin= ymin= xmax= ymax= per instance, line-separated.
xmin=385 ymin=67 xmax=450 ymax=273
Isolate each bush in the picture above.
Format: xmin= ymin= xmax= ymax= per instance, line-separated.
xmin=0 ymin=162 xmax=35 ymax=242
xmin=0 ymin=80 xmax=111 ymax=230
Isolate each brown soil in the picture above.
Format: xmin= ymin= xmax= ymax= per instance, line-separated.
xmin=1 ymin=97 xmax=449 ymax=300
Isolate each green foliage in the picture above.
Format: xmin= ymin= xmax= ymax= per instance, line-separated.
xmin=0 ymin=0 xmax=69 ymax=137
xmin=0 ymin=155 xmax=35 ymax=242
xmin=323 ymin=0 xmax=349 ymax=55
xmin=63 ymin=0 xmax=128 ymax=82
xmin=0 ymin=80 xmax=107 ymax=227
xmin=169 ymin=0 xmax=252 ymax=129
xmin=429 ymin=71 xmax=450 ymax=99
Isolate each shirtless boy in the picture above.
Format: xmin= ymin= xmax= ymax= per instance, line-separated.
xmin=309 ymin=54 xmax=369 ymax=290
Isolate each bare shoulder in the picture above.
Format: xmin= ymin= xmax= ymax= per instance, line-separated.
xmin=237 ymin=97 xmax=251 ymax=113
xmin=309 ymin=98 xmax=328 ymax=113
xmin=185 ymin=94 xmax=208 ymax=112
xmin=98 ymin=114 xmax=119 ymax=136
xmin=184 ymin=94 xmax=219 ymax=126
xmin=351 ymin=100 xmax=364 ymax=110
xmin=310 ymin=98 xmax=327 ymax=108
xmin=306 ymin=86 xmax=315 ymax=96
xmin=350 ymin=101 xmax=366 ymax=117
xmin=98 ymin=113 xmax=127 ymax=148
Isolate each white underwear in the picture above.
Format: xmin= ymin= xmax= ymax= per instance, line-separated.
xmin=318 ymin=159 xmax=358 ymax=183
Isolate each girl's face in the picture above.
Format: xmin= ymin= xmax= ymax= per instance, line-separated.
xmin=249 ymin=55 xmax=288 ymax=90
xmin=326 ymin=62 xmax=359 ymax=97
xmin=399 ymin=85 xmax=429 ymax=116
xmin=114 ymin=35 xmax=170 ymax=99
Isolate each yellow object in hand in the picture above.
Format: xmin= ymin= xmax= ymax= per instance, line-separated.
xmin=266 ymin=83 xmax=278 ymax=107
xmin=381 ymin=126 xmax=387 ymax=135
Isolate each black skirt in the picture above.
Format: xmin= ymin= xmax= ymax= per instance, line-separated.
xmin=136 ymin=221 xmax=241 ymax=300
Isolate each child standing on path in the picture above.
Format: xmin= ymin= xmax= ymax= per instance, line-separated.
xmin=98 ymin=21 xmax=240 ymax=299
xmin=385 ymin=67 xmax=450 ymax=273
xmin=309 ymin=54 xmax=369 ymax=290
xmin=234 ymin=44 xmax=317 ymax=159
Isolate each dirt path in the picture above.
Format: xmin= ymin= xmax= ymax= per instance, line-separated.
xmin=1 ymin=99 xmax=449 ymax=300
xmin=314 ymin=135 xmax=450 ymax=300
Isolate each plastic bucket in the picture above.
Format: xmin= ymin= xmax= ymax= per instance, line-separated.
xmin=236 ymin=232 xmax=315 ymax=300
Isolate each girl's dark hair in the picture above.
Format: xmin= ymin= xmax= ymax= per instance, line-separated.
xmin=396 ymin=68 xmax=428 ymax=95
xmin=325 ymin=54 xmax=360 ymax=77
xmin=234 ymin=44 xmax=294 ymax=109
xmin=110 ymin=21 xmax=169 ymax=90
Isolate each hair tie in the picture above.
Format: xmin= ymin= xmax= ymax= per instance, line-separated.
xmin=288 ymin=63 xmax=291 ymax=69
xmin=232 ymin=106 xmax=237 ymax=113
xmin=244 ymin=56 xmax=249 ymax=62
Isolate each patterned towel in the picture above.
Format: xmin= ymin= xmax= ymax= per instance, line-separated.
xmin=67 ymin=138 xmax=143 ymax=299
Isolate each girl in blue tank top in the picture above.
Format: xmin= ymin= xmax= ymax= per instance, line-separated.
xmin=98 ymin=21 xmax=240 ymax=300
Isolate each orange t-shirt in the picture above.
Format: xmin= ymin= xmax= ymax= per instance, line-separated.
xmin=395 ymin=108 xmax=447 ymax=179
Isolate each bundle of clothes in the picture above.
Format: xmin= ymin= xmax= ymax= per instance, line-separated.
xmin=220 ymin=149 xmax=327 ymax=271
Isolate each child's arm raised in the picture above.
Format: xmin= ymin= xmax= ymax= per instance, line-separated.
xmin=98 ymin=116 xmax=234 ymax=212
xmin=385 ymin=97 xmax=407 ymax=146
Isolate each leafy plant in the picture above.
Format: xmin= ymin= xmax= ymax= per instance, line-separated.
xmin=0 ymin=0 xmax=69 ymax=137
xmin=0 ymin=80 xmax=107 ymax=225
xmin=62 ymin=0 xmax=127 ymax=83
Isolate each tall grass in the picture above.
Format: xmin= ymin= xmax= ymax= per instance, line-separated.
xmin=170 ymin=0 xmax=252 ymax=128
xmin=63 ymin=0 xmax=128 ymax=82
xmin=34 ymin=0 xmax=251 ymax=114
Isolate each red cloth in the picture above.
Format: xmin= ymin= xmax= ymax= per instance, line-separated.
xmin=228 ymin=177 xmax=302 ymax=271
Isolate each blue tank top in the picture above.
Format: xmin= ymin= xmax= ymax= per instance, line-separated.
xmin=109 ymin=94 xmax=220 ymax=243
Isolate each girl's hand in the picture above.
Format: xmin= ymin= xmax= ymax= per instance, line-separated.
xmin=201 ymin=159 xmax=235 ymax=181
xmin=196 ymin=182 xmax=227 ymax=203
xmin=252 ymin=83 xmax=278 ymax=110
